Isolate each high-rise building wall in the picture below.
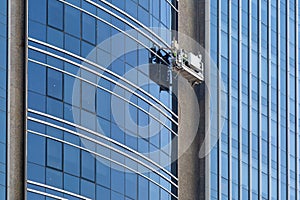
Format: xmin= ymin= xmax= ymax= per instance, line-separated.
xmin=4 ymin=0 xmax=300 ymax=199
xmin=0 ymin=0 xmax=7 ymax=198
xmin=26 ymin=0 xmax=178 ymax=199
xmin=207 ymin=0 xmax=300 ymax=199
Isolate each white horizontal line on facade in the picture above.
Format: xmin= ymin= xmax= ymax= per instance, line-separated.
xmin=27 ymin=188 xmax=68 ymax=200
xmin=28 ymin=37 xmax=179 ymax=121
xmin=28 ymin=129 xmax=178 ymax=199
xmin=27 ymin=114 xmax=178 ymax=188
xmin=59 ymin=0 xmax=171 ymax=67
xmin=27 ymin=110 xmax=178 ymax=182
xmin=28 ymin=58 xmax=177 ymax=137
xmin=60 ymin=0 xmax=169 ymax=51
xmin=28 ymin=45 xmax=178 ymax=130
xmin=85 ymin=0 xmax=173 ymax=48
xmin=27 ymin=180 xmax=91 ymax=200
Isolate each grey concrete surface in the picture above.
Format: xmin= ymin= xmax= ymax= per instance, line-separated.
xmin=178 ymin=0 xmax=207 ymax=199
xmin=6 ymin=0 xmax=26 ymax=199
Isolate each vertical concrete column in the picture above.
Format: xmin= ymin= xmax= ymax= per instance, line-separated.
xmin=6 ymin=0 xmax=26 ymax=199
xmin=178 ymin=0 xmax=206 ymax=199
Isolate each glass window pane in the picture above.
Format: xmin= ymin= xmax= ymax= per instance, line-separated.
xmin=125 ymin=173 xmax=137 ymax=199
xmin=81 ymin=151 xmax=95 ymax=181
xmin=47 ymin=97 xmax=63 ymax=118
xmin=28 ymin=133 xmax=45 ymax=165
xmin=27 ymin=162 xmax=45 ymax=183
xmin=64 ymin=144 xmax=80 ymax=176
xmin=81 ymin=82 xmax=96 ymax=113
xmin=47 ymin=139 xmax=62 ymax=170
xmin=111 ymin=166 xmax=125 ymax=195
xmin=47 ymin=68 xmax=63 ymax=99
xmin=64 ymin=174 xmax=79 ymax=194
xmin=65 ymin=5 xmax=80 ymax=37
xmin=96 ymin=185 xmax=110 ymax=200
xmin=96 ymin=159 xmax=111 ymax=187
xmin=82 ymin=13 xmax=96 ymax=44
xmin=28 ymin=62 xmax=46 ymax=95
xmin=28 ymin=0 xmax=46 ymax=24
xmin=81 ymin=179 xmax=95 ymax=199
xmin=46 ymin=168 xmax=62 ymax=188
xmin=48 ymin=0 xmax=63 ymax=30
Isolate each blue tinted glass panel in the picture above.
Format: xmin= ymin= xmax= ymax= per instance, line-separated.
xmin=81 ymin=151 xmax=95 ymax=181
xmin=47 ymin=69 xmax=63 ymax=99
xmin=47 ymin=0 xmax=63 ymax=30
xmin=27 ymin=0 xmax=178 ymax=199
xmin=64 ymin=6 xmax=80 ymax=37
xmin=46 ymin=139 xmax=63 ymax=170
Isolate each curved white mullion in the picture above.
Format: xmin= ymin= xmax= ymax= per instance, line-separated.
xmin=27 ymin=188 xmax=68 ymax=200
xmin=164 ymin=0 xmax=178 ymax=12
xmin=28 ymin=38 xmax=179 ymax=121
xmin=27 ymin=120 xmax=178 ymax=189
xmin=60 ymin=0 xmax=169 ymax=51
xmin=27 ymin=46 xmax=178 ymax=128
xmin=28 ymin=58 xmax=178 ymax=137
xmin=58 ymin=0 xmax=170 ymax=67
xmin=27 ymin=180 xmax=91 ymax=200
xmin=26 ymin=119 xmax=178 ymax=186
xmin=27 ymin=130 xmax=178 ymax=199
xmin=84 ymin=0 xmax=172 ymax=48
xmin=27 ymin=110 xmax=178 ymax=182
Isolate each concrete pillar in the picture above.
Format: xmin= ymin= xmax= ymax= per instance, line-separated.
xmin=6 ymin=0 xmax=26 ymax=199
xmin=178 ymin=0 xmax=206 ymax=199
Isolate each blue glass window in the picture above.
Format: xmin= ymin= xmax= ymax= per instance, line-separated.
xmin=27 ymin=133 xmax=45 ymax=165
xmin=81 ymin=179 xmax=95 ymax=199
xmin=28 ymin=21 xmax=46 ymax=42
xmin=111 ymin=191 xmax=124 ymax=200
xmin=81 ymin=82 xmax=96 ymax=113
xmin=47 ymin=139 xmax=63 ymax=170
xmin=27 ymin=162 xmax=45 ymax=183
xmin=28 ymin=0 xmax=46 ymax=24
xmin=48 ymin=0 xmax=63 ymax=30
xmin=64 ymin=174 xmax=79 ymax=194
xmin=111 ymin=165 xmax=125 ymax=194
xmin=82 ymin=13 xmax=96 ymax=44
xmin=139 ymin=0 xmax=149 ymax=10
xmin=96 ymin=159 xmax=111 ymax=188
xmin=47 ymin=97 xmax=63 ymax=118
xmin=97 ymin=185 xmax=110 ymax=199
xmin=111 ymin=123 xmax=125 ymax=144
xmin=28 ymin=62 xmax=46 ymax=95
xmin=64 ymin=5 xmax=80 ymax=37
xmin=28 ymin=91 xmax=46 ymax=112
xmin=138 ymin=176 xmax=149 ymax=200
xmin=125 ymin=173 xmax=137 ymax=199
xmin=97 ymin=89 xmax=111 ymax=120
xmin=64 ymin=144 xmax=80 ymax=176
xmin=81 ymin=151 xmax=95 ymax=181
xmin=64 ymin=74 xmax=76 ymax=105
xmin=47 ymin=69 xmax=63 ymax=99
xmin=46 ymin=168 xmax=62 ymax=188
xmin=65 ymin=34 xmax=80 ymax=55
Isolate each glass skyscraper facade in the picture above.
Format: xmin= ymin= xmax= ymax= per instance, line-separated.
xmin=208 ymin=0 xmax=300 ymax=199
xmin=2 ymin=0 xmax=300 ymax=199
xmin=27 ymin=0 xmax=178 ymax=199
xmin=0 ymin=0 xmax=7 ymax=199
